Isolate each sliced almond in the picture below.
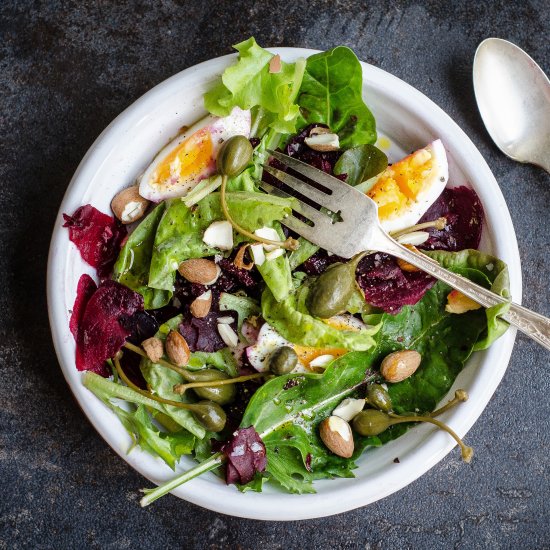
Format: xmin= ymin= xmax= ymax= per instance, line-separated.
xmin=445 ymin=290 xmax=482 ymax=314
xmin=380 ymin=350 xmax=421 ymax=383
xmin=142 ymin=337 xmax=163 ymax=363
xmin=165 ymin=330 xmax=190 ymax=367
xmin=332 ymin=398 xmax=365 ymax=422
xmin=319 ymin=416 xmax=354 ymax=458
xmin=178 ymin=258 xmax=220 ymax=285
xmin=396 ymin=231 xmax=430 ymax=247
xmin=218 ymin=323 xmax=239 ymax=348
xmin=203 ymin=220 xmax=233 ymax=250
xmin=111 ymin=185 xmax=150 ymax=224
xmin=190 ymin=290 xmax=212 ymax=318
xmin=304 ymin=132 xmax=340 ymax=152
xmin=309 ymin=126 xmax=331 ymax=137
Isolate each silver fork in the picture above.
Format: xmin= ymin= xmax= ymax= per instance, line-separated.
xmin=261 ymin=150 xmax=550 ymax=351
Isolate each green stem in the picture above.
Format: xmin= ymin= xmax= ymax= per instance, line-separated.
xmin=430 ymin=390 xmax=468 ymax=418
xmin=221 ymin=175 xmax=299 ymax=251
xmin=140 ymin=452 xmax=225 ymax=507
xmin=390 ymin=217 xmax=447 ymax=239
xmin=113 ymin=356 xmax=195 ymax=411
xmin=173 ymin=372 xmax=266 ymax=394
xmin=388 ymin=414 xmax=473 ymax=462
xmin=123 ymin=342 xmax=189 ymax=377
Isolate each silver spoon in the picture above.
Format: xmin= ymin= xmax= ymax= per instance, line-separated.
xmin=473 ymin=37 xmax=550 ymax=172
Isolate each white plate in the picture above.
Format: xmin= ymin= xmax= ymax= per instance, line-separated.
xmin=47 ymin=48 xmax=522 ymax=520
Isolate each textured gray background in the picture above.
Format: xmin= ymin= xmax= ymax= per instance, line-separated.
xmin=1 ymin=1 xmax=549 ymax=548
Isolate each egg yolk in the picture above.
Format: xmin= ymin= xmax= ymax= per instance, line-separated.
xmin=367 ymin=148 xmax=434 ymax=219
xmin=152 ymin=128 xmax=214 ymax=187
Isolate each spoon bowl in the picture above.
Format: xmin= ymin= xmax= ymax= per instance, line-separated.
xmin=473 ymin=38 xmax=550 ymax=172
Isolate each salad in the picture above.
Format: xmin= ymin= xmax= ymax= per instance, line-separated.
xmin=63 ymin=38 xmax=510 ymax=506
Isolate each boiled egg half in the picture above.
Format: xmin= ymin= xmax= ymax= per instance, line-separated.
xmin=139 ymin=107 xmax=251 ymax=202
xmin=367 ymin=139 xmax=449 ymax=232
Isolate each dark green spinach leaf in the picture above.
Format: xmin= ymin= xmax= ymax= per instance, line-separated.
xmin=297 ymin=46 xmax=377 ymax=147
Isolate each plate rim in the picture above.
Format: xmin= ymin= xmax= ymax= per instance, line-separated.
xmin=47 ymin=46 xmax=522 ymax=520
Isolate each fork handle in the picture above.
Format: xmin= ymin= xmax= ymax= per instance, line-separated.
xmin=379 ymin=235 xmax=550 ymax=351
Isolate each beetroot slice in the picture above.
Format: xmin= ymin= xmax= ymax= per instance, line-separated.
xmin=356 ymin=253 xmax=436 ymax=314
xmin=63 ymin=204 xmax=127 ymax=279
xmin=70 ymin=274 xmax=97 ymax=339
xmin=74 ymin=279 xmax=144 ymax=376
xmin=419 ymin=186 xmax=484 ymax=252
xmin=222 ymin=426 xmax=267 ymax=485
xmin=179 ymin=310 xmax=238 ymax=353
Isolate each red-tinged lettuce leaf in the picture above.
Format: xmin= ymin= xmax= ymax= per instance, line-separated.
xmin=74 ymin=279 xmax=144 ymax=376
xmin=178 ymin=310 xmax=238 ymax=353
xmin=222 ymin=426 xmax=267 ymax=485
xmin=63 ymin=204 xmax=127 ymax=279
xmin=356 ymin=253 xmax=436 ymax=314
xmin=70 ymin=274 xmax=97 ymax=339
xmin=419 ymin=186 xmax=484 ymax=251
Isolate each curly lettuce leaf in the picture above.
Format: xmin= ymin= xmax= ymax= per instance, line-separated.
xmin=297 ymin=46 xmax=377 ymax=147
xmin=204 ymin=37 xmax=305 ymax=134
xmin=261 ymin=285 xmax=380 ymax=351
xmin=112 ymin=203 xmax=171 ymax=309
xmin=148 ymin=191 xmax=295 ymax=298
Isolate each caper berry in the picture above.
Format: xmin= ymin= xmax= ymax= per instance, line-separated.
xmin=269 ymin=346 xmax=299 ymax=375
xmin=352 ymin=410 xmax=391 ymax=436
xmin=191 ymin=400 xmax=227 ymax=432
xmin=183 ymin=369 xmax=237 ymax=405
xmin=306 ymin=262 xmax=358 ymax=319
xmin=217 ymin=135 xmax=253 ymax=177
xmin=366 ymin=384 xmax=393 ymax=412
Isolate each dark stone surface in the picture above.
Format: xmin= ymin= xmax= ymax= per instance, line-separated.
xmin=1 ymin=1 xmax=549 ymax=547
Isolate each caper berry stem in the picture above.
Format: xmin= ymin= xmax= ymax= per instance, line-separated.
xmin=173 ymin=372 xmax=266 ymax=394
xmin=123 ymin=341 xmax=189 ymax=377
xmin=430 ymin=389 xmax=469 ymax=418
xmin=140 ymin=452 xmax=225 ymax=507
xmin=113 ymin=355 xmax=196 ymax=410
xmin=390 ymin=217 xmax=447 ymax=239
xmin=220 ymin=175 xmax=300 ymax=251
xmin=388 ymin=413 xmax=473 ymax=462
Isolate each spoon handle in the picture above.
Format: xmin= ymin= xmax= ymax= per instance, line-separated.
xmin=379 ymin=234 xmax=550 ymax=351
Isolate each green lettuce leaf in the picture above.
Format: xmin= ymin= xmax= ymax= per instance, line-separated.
xmin=148 ymin=191 xmax=295 ymax=295
xmin=111 ymin=405 xmax=195 ymax=470
xmin=261 ymin=285 xmax=380 ymax=351
xmin=425 ymin=249 xmax=510 ymax=350
xmin=112 ymin=204 xmax=171 ymax=309
xmin=240 ymin=351 xmax=378 ymax=493
xmin=204 ymin=37 xmax=306 ymax=134
xmin=297 ymin=46 xmax=377 ymax=147
xmin=219 ymin=292 xmax=260 ymax=336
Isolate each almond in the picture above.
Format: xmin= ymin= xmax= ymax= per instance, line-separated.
xmin=142 ymin=336 xmax=163 ymax=363
xmin=111 ymin=185 xmax=149 ymax=224
xmin=178 ymin=258 xmax=220 ymax=285
xmin=304 ymin=132 xmax=340 ymax=152
xmin=269 ymin=54 xmax=281 ymax=73
xmin=397 ymin=245 xmax=422 ymax=272
xmin=445 ymin=290 xmax=482 ymax=314
xmin=165 ymin=330 xmax=190 ymax=367
xmin=319 ymin=416 xmax=354 ymax=458
xmin=190 ymin=290 xmax=212 ymax=318
xmin=380 ymin=350 xmax=421 ymax=383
